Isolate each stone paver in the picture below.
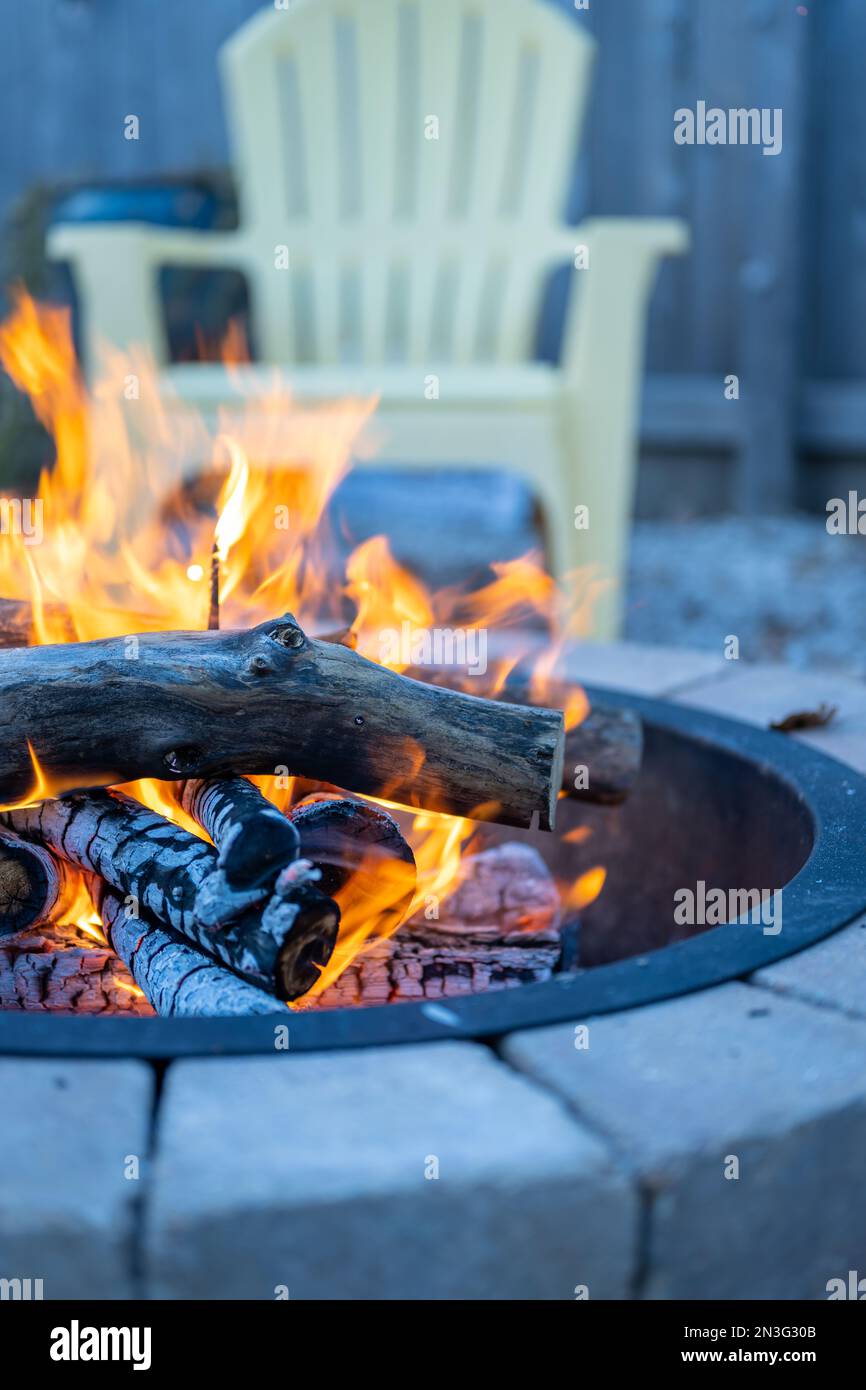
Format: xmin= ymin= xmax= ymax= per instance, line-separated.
xmin=0 ymin=1060 xmax=153 ymax=1300
xmin=674 ymin=663 xmax=866 ymax=770
xmin=752 ymin=916 xmax=866 ymax=1021
xmin=145 ymin=1042 xmax=636 ymax=1300
xmin=560 ymin=639 xmax=727 ymax=697
xmin=502 ymin=983 xmax=866 ymax=1300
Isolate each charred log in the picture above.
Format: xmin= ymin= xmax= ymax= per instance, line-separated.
xmin=0 ymin=789 xmax=339 ymax=1000
xmin=178 ymin=776 xmax=300 ymax=890
xmin=0 ymin=920 xmax=151 ymax=1014
xmin=0 ymin=828 xmax=76 ymax=936
xmin=89 ymin=879 xmax=286 ymax=1018
xmin=310 ymin=842 xmax=561 ymax=1008
xmin=0 ymin=614 xmax=564 ymax=829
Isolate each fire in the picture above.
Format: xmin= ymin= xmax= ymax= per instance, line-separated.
xmin=0 ymin=289 xmax=605 ymax=996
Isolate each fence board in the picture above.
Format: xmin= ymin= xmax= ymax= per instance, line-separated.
xmin=0 ymin=0 xmax=863 ymax=502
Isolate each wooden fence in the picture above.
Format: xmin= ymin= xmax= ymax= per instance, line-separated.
xmin=1 ymin=0 xmax=863 ymax=512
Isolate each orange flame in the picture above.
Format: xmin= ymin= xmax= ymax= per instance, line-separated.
xmin=0 ymin=290 xmax=605 ymax=994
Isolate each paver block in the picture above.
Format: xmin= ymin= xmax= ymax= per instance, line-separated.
xmin=674 ymin=665 xmax=866 ymax=770
xmin=753 ymin=916 xmax=866 ymax=1021
xmin=560 ymin=640 xmax=727 ymax=697
xmin=145 ymin=1041 xmax=636 ymax=1300
xmin=502 ymin=984 xmax=866 ymax=1299
xmin=0 ymin=1059 xmax=153 ymax=1300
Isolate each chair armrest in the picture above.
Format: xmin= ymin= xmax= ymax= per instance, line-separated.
xmin=47 ymin=222 xmax=242 ymax=373
xmin=560 ymin=216 xmax=689 ymax=384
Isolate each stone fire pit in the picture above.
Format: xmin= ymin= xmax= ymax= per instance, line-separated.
xmin=4 ymin=643 xmax=866 ymax=1301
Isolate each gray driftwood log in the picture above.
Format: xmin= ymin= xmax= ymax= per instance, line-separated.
xmin=178 ymin=777 xmax=301 ymax=889
xmin=402 ymin=662 xmax=643 ymax=804
xmin=89 ymin=879 xmax=286 ymax=1018
xmin=310 ymin=842 xmax=562 ymax=1008
xmin=0 ymin=828 xmax=76 ymax=935
xmin=0 ymin=790 xmax=339 ymax=999
xmin=0 ymin=613 xmax=564 ymax=829
xmin=0 ymin=920 xmax=151 ymax=1014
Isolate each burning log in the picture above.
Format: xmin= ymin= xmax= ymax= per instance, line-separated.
xmin=290 ymin=795 xmax=415 ymax=895
xmin=0 ymin=614 xmax=565 ymax=829
xmin=0 ymin=920 xmax=151 ymax=1014
xmin=0 ymin=828 xmax=76 ymax=936
xmin=403 ymin=661 xmax=642 ymax=806
xmin=0 ymin=790 xmax=339 ymax=999
xmin=311 ymin=843 xmax=562 ymax=1008
xmin=177 ymin=777 xmax=300 ymax=889
xmin=559 ymin=705 xmax=643 ymax=804
xmin=89 ymin=880 xmax=285 ymax=1018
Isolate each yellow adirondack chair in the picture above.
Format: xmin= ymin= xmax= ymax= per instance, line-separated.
xmin=48 ymin=0 xmax=687 ymax=637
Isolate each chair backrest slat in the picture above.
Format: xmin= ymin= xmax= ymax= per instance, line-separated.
xmin=221 ymin=0 xmax=595 ymax=365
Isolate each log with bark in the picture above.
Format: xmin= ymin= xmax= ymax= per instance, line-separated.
xmin=290 ymin=793 xmax=416 ymax=896
xmin=0 ymin=614 xmax=564 ymax=829
xmin=0 ymin=790 xmax=339 ymax=999
xmin=0 ymin=827 xmax=77 ymax=935
xmin=88 ymin=878 xmax=286 ymax=1018
xmin=309 ymin=842 xmax=562 ymax=1008
xmin=0 ymin=919 xmax=152 ymax=1014
xmin=177 ymin=776 xmax=301 ymax=889
xmin=558 ymin=706 xmax=643 ymax=804
xmin=402 ymin=663 xmax=643 ymax=805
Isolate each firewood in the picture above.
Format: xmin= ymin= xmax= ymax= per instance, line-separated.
xmin=290 ymin=795 xmax=415 ymax=895
xmin=0 ymin=614 xmax=564 ymax=829
xmin=89 ymin=879 xmax=285 ymax=1018
xmin=177 ymin=777 xmax=300 ymax=889
xmin=403 ymin=662 xmax=642 ymax=805
xmin=559 ymin=705 xmax=643 ymax=804
xmin=310 ymin=843 xmax=561 ymax=1008
xmin=0 ymin=828 xmax=76 ymax=936
xmin=0 ymin=790 xmax=339 ymax=1000
xmin=0 ymin=920 xmax=151 ymax=1014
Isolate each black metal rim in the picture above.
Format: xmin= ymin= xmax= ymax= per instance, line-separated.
xmin=4 ymin=686 xmax=866 ymax=1058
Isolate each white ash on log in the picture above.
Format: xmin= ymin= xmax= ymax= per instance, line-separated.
xmin=0 ymin=613 xmax=564 ymax=829
xmin=0 ymin=920 xmax=151 ymax=1014
xmin=310 ymin=843 xmax=561 ymax=1008
xmin=0 ymin=790 xmax=339 ymax=999
xmin=89 ymin=879 xmax=286 ymax=1018
xmin=177 ymin=777 xmax=300 ymax=890
xmin=0 ymin=828 xmax=77 ymax=936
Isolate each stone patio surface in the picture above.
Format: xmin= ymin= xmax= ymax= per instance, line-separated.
xmin=3 ymin=646 xmax=866 ymax=1300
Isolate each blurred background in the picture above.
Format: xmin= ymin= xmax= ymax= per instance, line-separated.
xmin=1 ymin=0 xmax=864 ymax=670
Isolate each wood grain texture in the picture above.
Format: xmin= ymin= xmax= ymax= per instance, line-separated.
xmin=0 ymin=613 xmax=565 ymax=828
xmin=0 ymin=827 xmax=76 ymax=935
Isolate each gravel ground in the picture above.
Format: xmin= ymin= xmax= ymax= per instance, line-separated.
xmin=625 ymin=516 xmax=866 ymax=676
